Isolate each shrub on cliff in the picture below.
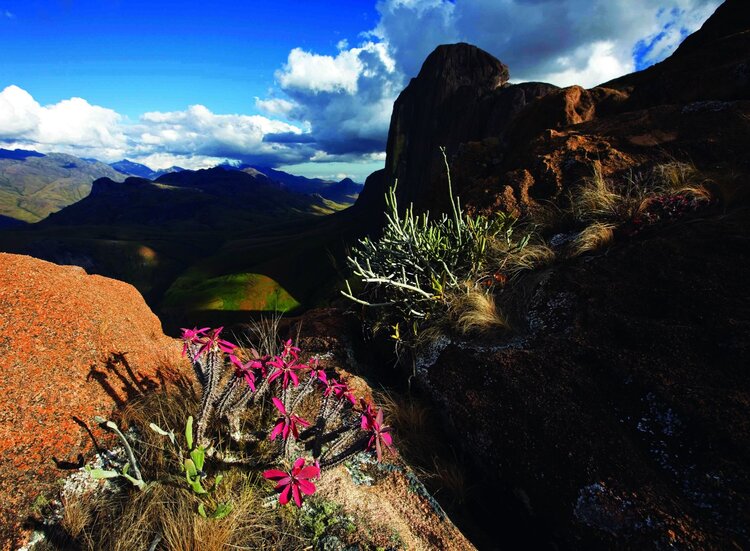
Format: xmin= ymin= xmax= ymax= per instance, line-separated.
xmin=343 ymin=148 xmax=530 ymax=349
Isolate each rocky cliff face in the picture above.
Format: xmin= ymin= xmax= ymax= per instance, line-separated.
xmin=361 ymin=0 xmax=750 ymax=219
xmin=351 ymin=0 xmax=750 ymax=549
xmin=378 ymin=42 xmax=558 ymax=215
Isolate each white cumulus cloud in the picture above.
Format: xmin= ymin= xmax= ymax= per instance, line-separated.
xmin=0 ymin=85 xmax=127 ymax=159
xmin=255 ymin=0 xmax=720 ymax=168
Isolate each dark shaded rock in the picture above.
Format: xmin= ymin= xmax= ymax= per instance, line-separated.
xmin=383 ymin=43 xmax=557 ymax=215
xmin=604 ymin=0 xmax=750 ymax=107
xmin=422 ymin=206 xmax=750 ymax=549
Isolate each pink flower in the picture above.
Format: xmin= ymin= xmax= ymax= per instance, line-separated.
xmin=324 ymin=379 xmax=356 ymax=405
xmin=180 ymin=326 xmax=209 ymax=357
xmin=361 ymin=406 xmax=393 ymax=462
xmin=281 ymin=339 xmax=300 ymax=360
xmin=195 ymin=326 xmax=237 ymax=357
xmin=302 ymin=356 xmax=328 ymax=385
xmin=267 ymin=355 xmax=306 ymax=389
xmin=269 ymin=397 xmax=311 ymax=441
xmin=263 ymin=457 xmax=320 ymax=507
xmin=229 ymin=355 xmax=258 ymax=392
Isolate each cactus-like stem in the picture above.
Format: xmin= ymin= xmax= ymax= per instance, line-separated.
xmin=196 ymin=346 xmax=223 ymax=446
xmin=289 ymin=377 xmax=315 ymax=411
xmin=214 ymin=375 xmax=245 ymax=417
xmin=320 ymin=431 xmax=366 ymax=470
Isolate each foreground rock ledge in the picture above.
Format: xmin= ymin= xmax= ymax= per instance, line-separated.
xmin=0 ymin=253 xmax=185 ymax=549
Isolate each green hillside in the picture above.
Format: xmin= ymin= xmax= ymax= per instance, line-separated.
xmin=0 ymin=153 xmax=125 ymax=222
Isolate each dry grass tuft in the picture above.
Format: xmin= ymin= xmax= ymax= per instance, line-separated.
xmin=571 ymin=167 xmax=652 ymax=224
xmin=374 ymin=390 xmax=472 ymax=510
xmin=450 ymin=287 xmax=510 ymax=334
xmin=60 ymin=492 xmax=95 ymax=541
xmin=571 ymin=162 xmax=713 ymax=227
xmin=501 ymin=243 xmax=556 ymax=276
xmin=570 ymin=222 xmax=616 ymax=257
xmin=78 ymin=472 xmax=304 ymax=551
xmin=432 ymin=456 xmax=470 ymax=506
xmin=51 ymin=382 xmax=308 ymax=550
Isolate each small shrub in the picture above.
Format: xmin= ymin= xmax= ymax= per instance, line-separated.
xmin=343 ymin=148 xmax=529 ymax=349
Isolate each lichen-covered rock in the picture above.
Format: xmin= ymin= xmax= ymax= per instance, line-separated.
xmin=421 ymin=207 xmax=750 ymax=549
xmin=0 ymin=253 xmax=185 ymax=549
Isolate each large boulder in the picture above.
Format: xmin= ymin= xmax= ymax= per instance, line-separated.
xmin=0 ymin=253 xmax=185 ymax=549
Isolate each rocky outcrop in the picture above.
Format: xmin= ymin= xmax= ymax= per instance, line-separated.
xmin=365 ymin=0 xmax=750 ymax=219
xmin=352 ymin=1 xmax=750 ymax=549
xmin=381 ymin=43 xmax=558 ymax=215
xmin=0 ymin=253 xmax=186 ymax=549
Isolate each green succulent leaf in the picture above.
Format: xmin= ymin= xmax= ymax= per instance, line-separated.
xmin=190 ymin=447 xmax=205 ymax=472
xmin=185 ymin=416 xmax=194 ymax=450
xmin=85 ymin=467 xmax=119 ymax=479
xmin=149 ymin=423 xmax=176 ymax=445
xmin=184 ymin=458 xmax=198 ymax=479
xmin=212 ymin=502 xmax=232 ymax=519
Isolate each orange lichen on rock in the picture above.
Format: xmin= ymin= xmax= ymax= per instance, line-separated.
xmin=0 ymin=253 xmax=186 ymax=549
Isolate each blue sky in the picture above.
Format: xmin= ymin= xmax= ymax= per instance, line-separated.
xmin=1 ymin=1 xmax=378 ymax=118
xmin=0 ymin=0 xmax=722 ymax=181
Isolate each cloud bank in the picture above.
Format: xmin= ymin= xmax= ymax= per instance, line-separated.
xmin=0 ymin=0 xmax=721 ymax=179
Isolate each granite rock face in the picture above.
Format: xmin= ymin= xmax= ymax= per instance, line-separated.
xmin=0 ymin=253 xmax=186 ymax=549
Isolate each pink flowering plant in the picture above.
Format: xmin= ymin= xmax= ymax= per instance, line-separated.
xmin=179 ymin=325 xmax=395 ymax=508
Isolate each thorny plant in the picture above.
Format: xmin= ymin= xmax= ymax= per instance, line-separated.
xmin=342 ymin=147 xmax=530 ymax=350
xmin=180 ymin=326 xmax=395 ymax=508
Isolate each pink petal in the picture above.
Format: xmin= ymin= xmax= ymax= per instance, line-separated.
xmin=297 ymin=466 xmax=320 ymax=480
xmin=274 ymin=476 xmax=291 ymax=489
xmin=267 ymin=370 xmax=281 ymax=384
xmin=381 ymin=431 xmax=393 ymax=447
xmin=293 ymin=457 xmax=306 ymax=470
xmin=289 ymin=371 xmax=300 ymax=387
xmin=294 ymin=415 xmax=311 ymax=427
xmin=271 ymin=397 xmax=286 ymax=415
xmin=243 ymin=372 xmax=256 ymax=391
xmin=298 ymin=478 xmax=316 ymax=495
xmin=282 ymin=423 xmax=290 ymax=440
xmin=279 ymin=484 xmax=291 ymax=505
xmin=376 ymin=408 xmax=384 ymax=426
xmin=292 ymin=483 xmax=302 ymax=507
xmin=269 ymin=421 xmax=284 ymax=440
xmin=263 ymin=469 xmax=287 ymax=480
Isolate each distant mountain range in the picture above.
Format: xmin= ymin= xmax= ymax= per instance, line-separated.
xmin=110 ymin=159 xmax=186 ymax=181
xmin=0 ymin=161 xmax=365 ymax=322
xmin=0 ymin=149 xmax=365 ymax=323
xmin=111 ymin=159 xmax=362 ymax=205
xmin=0 ymin=150 xmax=363 ymax=225
xmin=0 ymin=149 xmax=125 ymax=223
xmin=217 ymin=162 xmax=363 ymax=204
